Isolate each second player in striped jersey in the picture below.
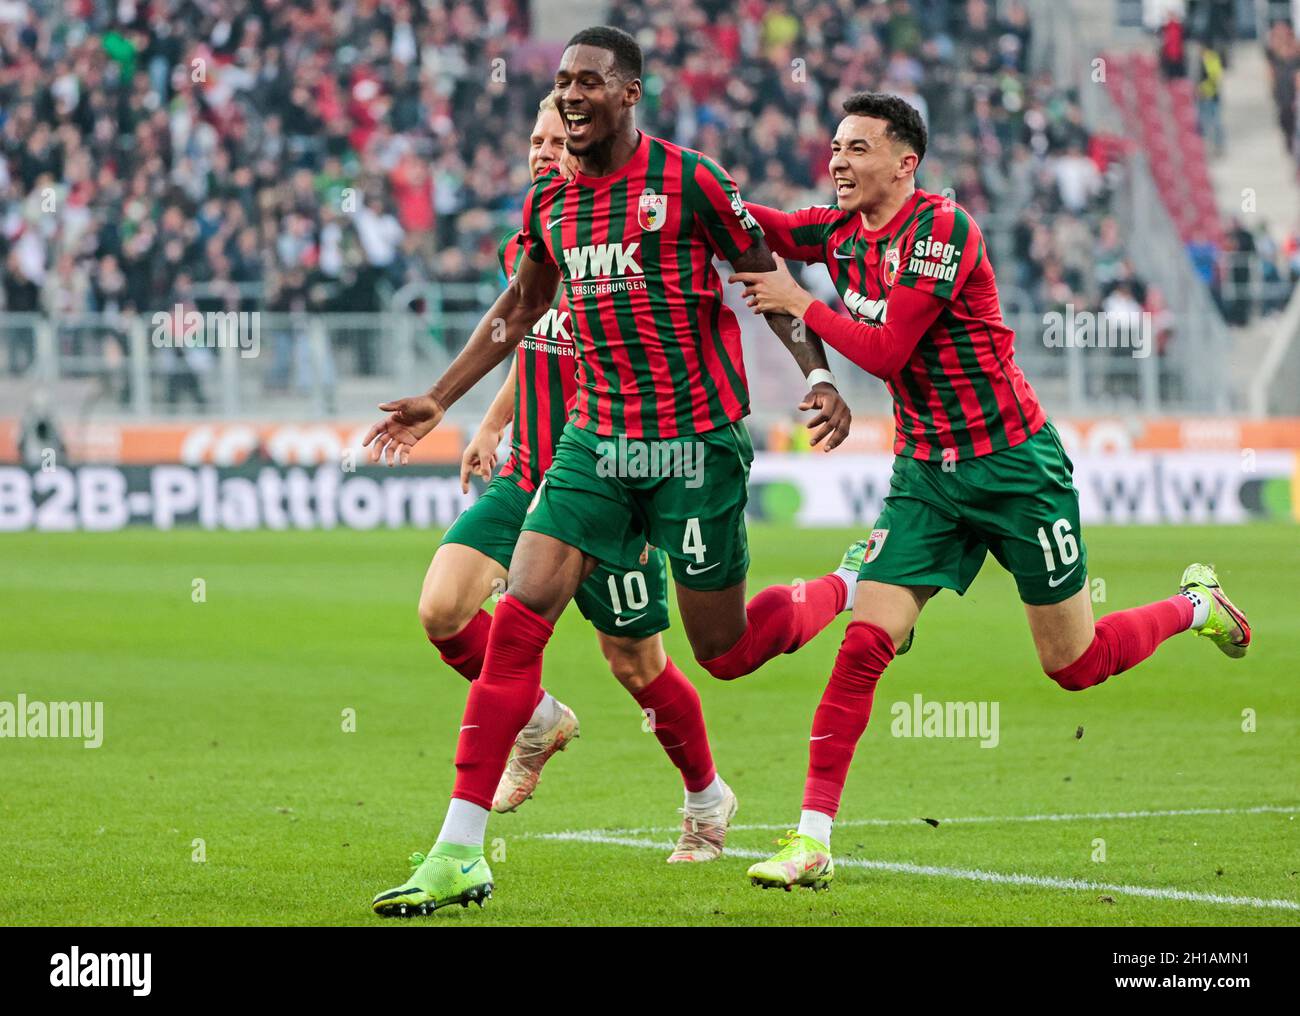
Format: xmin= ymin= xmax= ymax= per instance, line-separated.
xmin=731 ymin=91 xmax=1252 ymax=892
xmin=744 ymin=188 xmax=1045 ymax=462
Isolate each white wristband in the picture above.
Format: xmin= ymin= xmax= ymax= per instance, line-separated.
xmin=805 ymin=368 xmax=837 ymax=389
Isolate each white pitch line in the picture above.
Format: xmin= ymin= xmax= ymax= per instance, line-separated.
xmin=594 ymin=804 xmax=1300 ymax=837
xmin=530 ymin=830 xmax=1300 ymax=912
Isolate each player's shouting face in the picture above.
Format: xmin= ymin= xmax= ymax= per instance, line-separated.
xmin=829 ymin=114 xmax=919 ymax=214
xmin=553 ymin=43 xmax=640 ymax=158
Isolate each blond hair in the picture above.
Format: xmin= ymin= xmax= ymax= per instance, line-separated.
xmin=538 ymin=93 xmax=557 ymax=114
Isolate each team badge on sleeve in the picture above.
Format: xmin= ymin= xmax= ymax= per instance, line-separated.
xmin=865 ymin=528 xmax=890 ymax=562
xmin=639 ymin=193 xmax=667 ymax=232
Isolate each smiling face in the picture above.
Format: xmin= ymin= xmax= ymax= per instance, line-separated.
xmin=552 ymin=44 xmax=640 ymax=157
xmin=528 ymin=106 xmax=568 ymax=181
xmin=828 ymin=114 xmax=918 ymax=214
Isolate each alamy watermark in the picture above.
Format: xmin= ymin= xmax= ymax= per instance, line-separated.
xmin=151 ymin=306 xmax=261 ymax=358
xmin=0 ymin=694 xmax=103 ymax=748
xmin=1042 ymin=304 xmax=1152 ymax=359
xmin=595 ymin=435 xmax=705 ymax=488
xmin=890 ymin=693 xmax=999 ymax=748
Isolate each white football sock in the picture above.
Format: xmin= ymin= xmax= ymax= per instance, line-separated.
xmin=1180 ymin=588 xmax=1211 ymax=629
xmin=685 ymin=774 xmax=726 ymax=812
xmin=797 ymin=809 xmax=833 ymax=847
xmin=524 ymin=690 xmax=563 ymax=735
xmin=833 ymin=569 xmax=859 ymax=612
xmin=435 ymin=799 xmax=488 ymax=850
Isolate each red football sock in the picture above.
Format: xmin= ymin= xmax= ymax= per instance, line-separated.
xmin=802 ymin=621 xmax=894 ymax=818
xmin=1048 ymin=596 xmax=1193 ymax=691
xmin=699 ymin=574 xmax=846 ymax=680
xmin=630 ymin=657 xmax=717 ymax=792
xmin=451 ymin=595 xmax=553 ymax=809
xmin=429 ymin=609 xmax=491 ymax=680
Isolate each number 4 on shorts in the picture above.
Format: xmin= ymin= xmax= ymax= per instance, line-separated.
xmin=683 ymin=517 xmax=707 ymax=564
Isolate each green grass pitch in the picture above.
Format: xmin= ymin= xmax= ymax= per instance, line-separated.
xmin=2 ymin=524 xmax=1296 ymax=926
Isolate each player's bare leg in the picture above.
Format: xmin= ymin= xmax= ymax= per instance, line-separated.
xmin=1028 ymin=565 xmax=1250 ymax=692
xmin=749 ymin=581 xmax=933 ymax=890
xmin=595 ymin=631 xmax=738 ymax=861
xmin=418 ymin=542 xmax=503 ymax=664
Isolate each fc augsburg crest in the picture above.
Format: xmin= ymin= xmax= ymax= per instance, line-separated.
xmin=883 ymin=247 xmax=901 ymax=288
xmin=638 ymin=193 xmax=667 ymax=232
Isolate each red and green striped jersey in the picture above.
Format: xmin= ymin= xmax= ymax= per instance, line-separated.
xmin=521 ymin=131 xmax=764 ymax=439
xmin=751 ymin=190 xmax=1045 ymax=462
xmin=495 ymin=229 xmax=578 ymax=493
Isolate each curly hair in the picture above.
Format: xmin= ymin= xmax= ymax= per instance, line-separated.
xmin=841 ymin=92 xmax=928 ymax=163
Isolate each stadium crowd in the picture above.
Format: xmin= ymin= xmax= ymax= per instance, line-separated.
xmin=0 ymin=0 xmax=1196 ymax=399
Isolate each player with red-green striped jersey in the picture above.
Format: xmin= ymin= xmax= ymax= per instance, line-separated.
xmin=363 ymin=26 xmax=866 ymax=914
xmin=376 ymin=98 xmax=744 ymax=916
xmin=733 ymin=91 xmax=1251 ymax=892
xmin=518 ymin=131 xmax=757 ymax=439
xmin=492 ymin=227 xmax=577 ymax=491
xmin=744 ymin=189 xmax=1046 ymax=462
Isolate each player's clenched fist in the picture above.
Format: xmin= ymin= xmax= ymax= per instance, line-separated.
xmin=800 ymin=383 xmax=851 ymax=451
xmin=363 ymin=394 xmax=445 ymax=466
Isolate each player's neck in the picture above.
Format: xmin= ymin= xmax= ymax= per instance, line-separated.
xmin=575 ymin=123 xmax=641 ymax=178
xmin=858 ymin=183 xmax=916 ymax=233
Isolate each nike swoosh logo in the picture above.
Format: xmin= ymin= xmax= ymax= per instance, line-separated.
xmin=460 ymin=859 xmax=481 ymax=874
xmin=459 ymin=725 xmax=479 ymax=732
xmin=614 ymin=613 xmax=647 ymax=627
xmin=834 ymin=250 xmax=855 ymax=259
xmin=1047 ymin=565 xmax=1079 ymax=588
xmin=684 ymin=561 xmax=720 ymax=575
xmin=546 ymin=216 xmax=565 ymax=230
xmin=810 ymin=734 xmax=833 ymax=741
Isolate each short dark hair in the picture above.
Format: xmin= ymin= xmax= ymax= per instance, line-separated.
xmin=841 ymin=92 xmax=927 ymax=163
xmin=565 ymin=25 xmax=643 ymax=81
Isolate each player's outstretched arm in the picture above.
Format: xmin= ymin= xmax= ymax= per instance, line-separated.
xmin=729 ymin=240 xmax=850 ymax=450
xmin=460 ymin=361 xmax=517 ymax=492
xmin=743 ymin=202 xmax=826 ymax=263
xmin=364 ymin=256 xmax=561 ymax=466
xmin=731 ymin=253 xmax=944 ymax=381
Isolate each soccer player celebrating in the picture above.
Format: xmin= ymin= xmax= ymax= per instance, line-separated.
xmin=729 ymin=92 xmax=1252 ymax=891
xmin=412 ymin=94 xmax=735 ymax=871
xmin=366 ymin=26 xmax=863 ymax=915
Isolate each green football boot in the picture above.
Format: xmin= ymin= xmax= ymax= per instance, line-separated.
xmin=1180 ymin=563 xmax=1251 ymax=659
xmin=371 ymin=844 xmax=493 ymax=917
xmin=837 ymin=538 xmax=915 ymax=655
xmin=747 ymin=831 xmax=834 ymax=891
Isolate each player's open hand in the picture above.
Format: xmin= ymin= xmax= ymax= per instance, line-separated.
xmin=363 ymin=394 xmax=445 ymax=466
xmin=728 ymin=254 xmax=813 ymax=318
xmin=800 ymin=383 xmax=851 ymax=451
xmin=459 ymin=426 xmax=502 ymax=493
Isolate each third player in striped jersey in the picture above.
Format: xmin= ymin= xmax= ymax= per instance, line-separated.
xmin=731 ymin=91 xmax=1253 ymax=891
